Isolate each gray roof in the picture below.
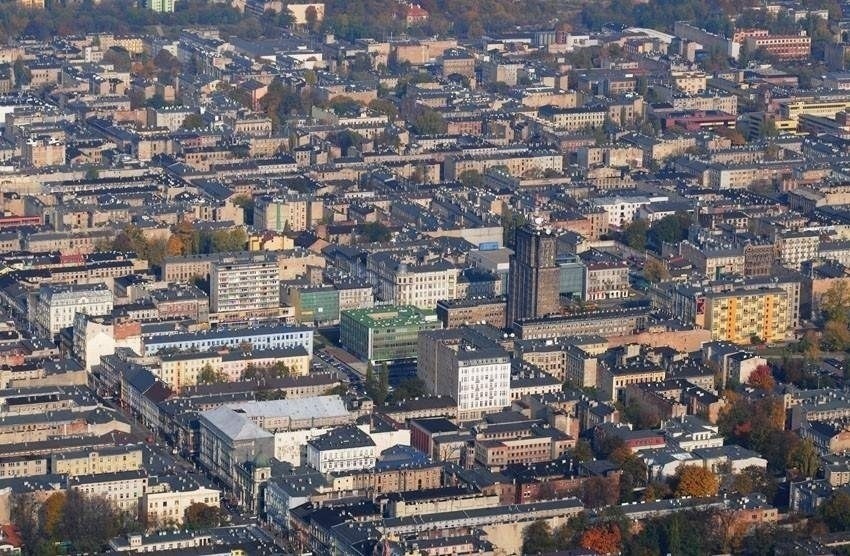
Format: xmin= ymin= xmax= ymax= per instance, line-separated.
xmin=226 ymin=395 xmax=348 ymax=421
xmin=200 ymin=406 xmax=273 ymax=441
xmin=308 ymin=425 xmax=375 ymax=451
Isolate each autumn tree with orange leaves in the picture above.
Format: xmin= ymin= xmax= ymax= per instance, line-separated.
xmin=580 ymin=523 xmax=622 ymax=555
xmin=674 ymin=465 xmax=719 ymax=497
xmin=747 ymin=364 xmax=775 ymax=390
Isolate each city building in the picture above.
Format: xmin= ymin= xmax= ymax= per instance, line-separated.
xmin=702 ymin=288 xmax=790 ymax=344
xmin=143 ymin=325 xmax=314 ymax=356
xmin=418 ymin=328 xmax=511 ymax=420
xmin=340 ymin=305 xmax=442 ymax=362
xmin=306 ymin=425 xmax=377 ymax=473
xmin=507 ymin=226 xmax=560 ymax=326
xmin=210 ymin=253 xmax=281 ymax=318
xmin=34 ymin=283 xmax=114 ymax=336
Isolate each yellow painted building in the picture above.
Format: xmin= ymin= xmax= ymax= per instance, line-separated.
xmin=703 ymin=288 xmax=789 ymax=344
xmin=158 ymin=352 xmax=221 ymax=392
xmin=52 ymin=446 xmax=143 ymax=477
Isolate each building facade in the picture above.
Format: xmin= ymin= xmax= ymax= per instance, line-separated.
xmin=507 ymin=226 xmax=560 ymax=327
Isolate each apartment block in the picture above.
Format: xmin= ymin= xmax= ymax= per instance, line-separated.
xmin=418 ymin=328 xmax=511 ymax=421
xmin=255 ymin=195 xmax=323 ymax=233
xmin=702 ymin=287 xmax=790 ymax=344
xmin=340 ymin=305 xmax=442 ymax=362
xmin=34 ymin=283 xmax=114 ymax=336
xmin=209 ymin=253 xmax=280 ymax=316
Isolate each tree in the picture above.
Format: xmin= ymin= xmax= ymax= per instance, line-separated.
xmin=623 ymin=219 xmax=648 ymax=250
xmin=198 ymin=363 xmax=227 ymax=385
xmin=571 ymin=439 xmax=593 ymax=462
xmin=40 ymin=491 xmax=67 ymax=540
xmin=232 ymin=195 xmax=255 ymax=225
xmin=165 ymin=234 xmax=184 ymax=256
xmin=184 ymin=502 xmax=222 ymax=530
xmin=55 ymin=490 xmax=124 ymax=553
xmin=327 ymin=95 xmax=363 ymax=115
xmin=823 ymin=318 xmax=850 ymax=351
xmin=643 ymin=480 xmax=672 ymax=501
xmin=200 ymin=228 xmax=248 ymax=254
xmin=580 ymin=475 xmax=619 ymax=508
xmin=821 ymin=280 xmax=850 ymax=323
xmin=647 ymin=212 xmax=690 ymax=247
xmin=580 ymin=523 xmax=622 ymax=555
xmin=715 ymin=126 xmax=747 ymax=146
xmin=747 ymin=364 xmax=775 ymax=391
xmin=643 ymin=258 xmax=669 ymax=282
xmin=821 ymin=491 xmax=850 ymax=532
xmin=305 ymin=4 xmax=319 ymax=31
xmin=146 ymin=237 xmax=168 ymax=268
xmin=330 ymin=129 xmax=366 ymax=154
xmin=171 ymin=219 xmax=199 ymax=255
xmin=112 ymin=224 xmax=148 ymax=255
xmin=732 ymin=466 xmax=778 ymax=501
xmin=458 ymin=169 xmax=483 ymax=188
xmin=502 ymin=208 xmax=527 ymax=248
xmin=357 ymin=221 xmax=391 ymax=243
xmin=13 ymin=57 xmax=31 ymax=86
xmin=413 ymin=108 xmax=447 ymax=135
xmin=616 ymin=449 xmax=648 ymax=502
xmin=801 ymin=330 xmax=821 ymax=363
xmin=181 ymin=113 xmax=205 ymax=129
xmin=387 ymin=377 xmax=426 ymax=404
xmin=674 ymin=465 xmax=719 ymax=497
xmin=368 ymin=98 xmax=399 ymax=120
xmin=102 ymin=46 xmax=132 ymax=72
xmin=378 ymin=363 xmax=389 ymax=402
xmin=153 ymin=49 xmax=181 ymax=74
xmin=623 ymin=399 xmax=661 ymax=429
xmin=789 ymin=439 xmax=819 ymax=479
xmin=522 ymin=520 xmax=554 ymax=555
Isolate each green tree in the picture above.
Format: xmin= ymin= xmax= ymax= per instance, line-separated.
xmin=458 ymin=169 xmax=483 ymax=187
xmin=181 ymin=113 xmax=205 ymax=129
xmin=820 ymin=491 xmax=850 ymax=532
xmin=232 ymin=195 xmax=255 ymax=225
xmin=387 ymin=377 xmax=427 ymax=404
xmin=368 ymin=98 xmax=399 ymax=120
xmin=522 ymin=520 xmax=554 ymax=555
xmin=357 ymin=221 xmax=391 ymax=243
xmin=732 ymin=466 xmax=778 ymax=501
xmin=821 ymin=279 xmax=850 ymax=323
xmin=413 ymin=108 xmax=447 ymax=135
xmin=184 ymin=502 xmax=222 ymax=530
xmin=502 ymin=208 xmax=527 ymax=248
xmin=789 ymin=439 xmax=819 ymax=478
xmin=623 ymin=219 xmax=648 ymax=250
xmin=327 ymin=95 xmax=363 ymax=115
xmin=198 ymin=363 xmax=226 ymax=385
xmin=571 ymin=439 xmax=593 ymax=462
xmin=13 ymin=57 xmax=30 ymax=86
xmin=56 ymin=490 xmax=125 ymax=553
xmin=330 ymin=129 xmax=366 ymax=153
xmin=647 ymin=212 xmax=690 ymax=246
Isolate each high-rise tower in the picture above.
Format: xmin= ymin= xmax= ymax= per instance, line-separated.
xmin=507 ymin=225 xmax=560 ymax=327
